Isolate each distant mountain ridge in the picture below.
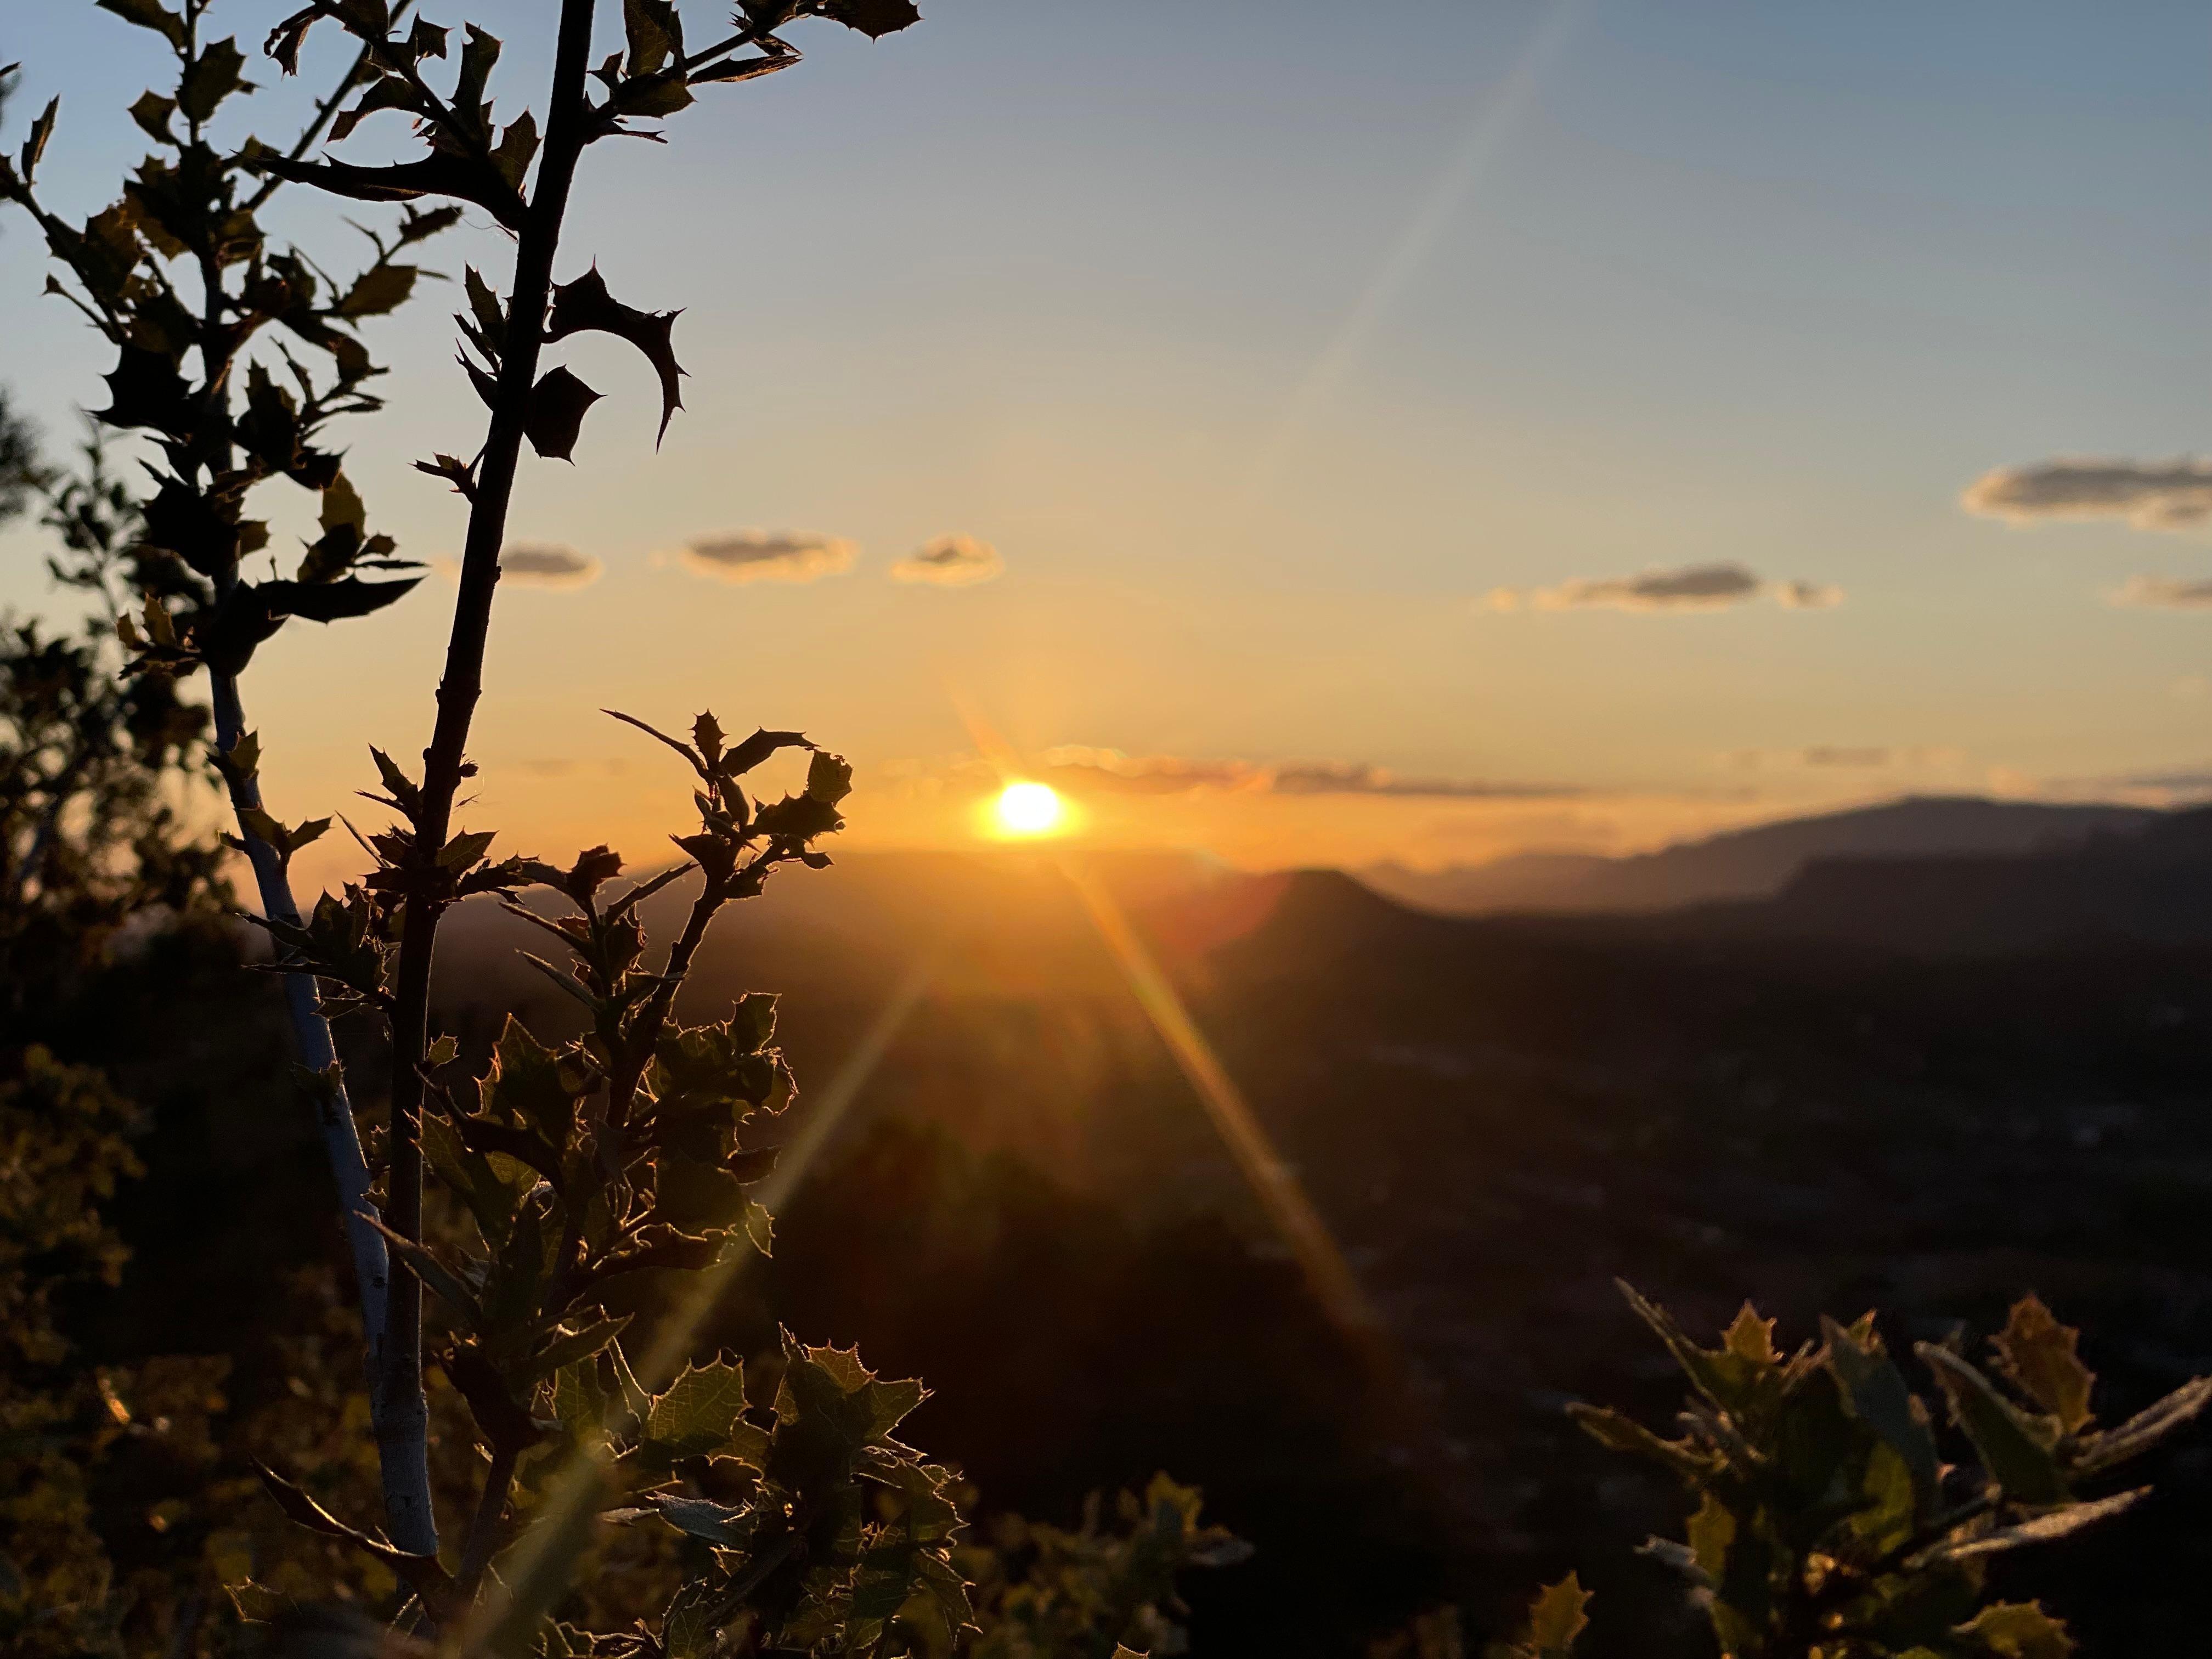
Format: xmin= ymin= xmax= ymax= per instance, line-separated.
xmin=1727 ymin=802 xmax=2212 ymax=953
xmin=1359 ymin=795 xmax=2161 ymax=917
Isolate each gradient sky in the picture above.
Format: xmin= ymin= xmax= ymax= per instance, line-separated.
xmin=3 ymin=1 xmax=2209 ymax=878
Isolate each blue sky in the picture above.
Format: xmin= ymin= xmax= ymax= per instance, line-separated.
xmin=3 ymin=1 xmax=2209 ymax=871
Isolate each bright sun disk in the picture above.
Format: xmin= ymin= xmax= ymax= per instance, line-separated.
xmin=995 ymin=781 xmax=1064 ymax=836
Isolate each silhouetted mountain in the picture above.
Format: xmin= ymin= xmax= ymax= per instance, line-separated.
xmin=1360 ymin=795 xmax=2159 ymax=915
xmin=1701 ymin=802 xmax=2212 ymax=953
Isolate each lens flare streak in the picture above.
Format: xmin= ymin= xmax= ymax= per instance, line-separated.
xmin=462 ymin=957 xmax=938 ymax=1649
xmin=1057 ymin=856 xmax=1387 ymax=1349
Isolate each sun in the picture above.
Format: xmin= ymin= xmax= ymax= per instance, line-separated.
xmin=994 ymin=781 xmax=1065 ymax=837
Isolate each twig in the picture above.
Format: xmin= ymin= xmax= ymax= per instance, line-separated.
xmin=379 ymin=0 xmax=603 ymax=1565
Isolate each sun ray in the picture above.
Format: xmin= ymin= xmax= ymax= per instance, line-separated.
xmin=463 ymin=958 xmax=938 ymax=1646
xmin=1056 ymin=855 xmax=1394 ymax=1364
xmin=1237 ymin=0 xmax=1586 ymax=515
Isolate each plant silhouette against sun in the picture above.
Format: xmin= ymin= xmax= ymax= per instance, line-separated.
xmin=2 ymin=0 xmax=461 ymax=1550
xmin=4 ymin=0 xmax=979 ymax=1644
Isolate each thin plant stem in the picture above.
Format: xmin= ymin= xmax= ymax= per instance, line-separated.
xmin=207 ymin=667 xmax=428 ymax=1547
xmin=379 ymin=0 xmax=602 ymax=1567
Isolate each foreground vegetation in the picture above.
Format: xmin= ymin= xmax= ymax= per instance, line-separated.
xmin=2 ymin=3 xmax=2206 ymax=1655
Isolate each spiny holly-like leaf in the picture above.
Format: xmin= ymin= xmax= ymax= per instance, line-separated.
xmin=97 ymin=0 xmax=188 ymax=49
xmin=19 ymin=97 xmax=60 ymax=185
xmin=1518 ymin=1573 xmax=1591 ymax=1658
xmin=641 ymin=1494 xmax=755 ymax=1551
xmin=804 ymin=749 xmax=853 ymax=805
xmin=646 ymin=1357 xmax=751 ymax=1458
xmin=338 ymin=260 xmax=419 ymax=319
xmin=775 ymin=1336 xmax=927 ymax=1450
xmin=689 ymin=53 xmax=791 ymax=87
xmin=1991 ymin=1295 xmax=2095 ymax=1435
xmin=1722 ymin=1303 xmax=1777 ymax=1364
xmin=2075 ymin=1374 xmax=2212 ymax=1475
xmin=252 ymin=1462 xmax=450 ymax=1588
xmin=817 ymin=0 xmax=923 ymax=40
xmin=726 ymin=727 xmax=812 ymax=776
xmin=1933 ymin=1489 xmax=2146 ymax=1562
xmin=96 ymin=345 xmax=192 ymax=432
xmin=1616 ymin=1280 xmax=1759 ymax=1416
xmin=178 ymin=38 xmax=250 ymax=123
xmin=249 ymin=151 xmax=527 ymax=232
xmin=1566 ymin=1402 xmax=1713 ymax=1481
xmin=612 ymin=70 xmax=695 ymax=118
xmin=624 ymin=0 xmax=684 ymax=75
xmin=364 ymin=1215 xmax=486 ymax=1330
xmin=438 ymin=828 xmax=497 ymax=871
xmin=523 ymin=365 xmax=602 ymax=461
xmin=264 ymin=7 xmax=319 ymax=76
xmin=482 ymin=1015 xmax=577 ymax=1143
xmin=215 ymin=728 xmax=262 ymax=786
xmin=663 ymin=1579 xmax=718 ymax=1659
xmin=605 ymin=708 xmax=707 ymax=775
xmin=1917 ymin=1343 xmax=2070 ymax=1504
xmin=329 ymin=75 xmax=419 ymax=143
xmin=258 ymin=574 xmax=422 ymax=623
xmin=1954 ymin=1601 xmax=2075 ymax=1657
xmin=492 ymin=111 xmax=540 ymax=189
xmin=128 ymin=90 xmax=178 ymax=143
xmin=532 ymin=1316 xmax=630 ymax=1378
xmin=322 ymin=473 xmax=368 ymax=536
xmin=455 ymin=23 xmax=503 ymax=119
xmin=546 ymin=266 xmax=686 ymax=443
xmin=1823 ymin=1316 xmax=1942 ymax=1517
xmin=368 ymin=746 xmax=421 ymax=815
xmin=460 ymin=265 xmax=507 ymax=362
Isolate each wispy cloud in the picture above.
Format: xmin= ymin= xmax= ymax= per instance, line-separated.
xmin=1962 ymin=458 xmax=2212 ymax=532
xmin=891 ymin=533 xmax=1003 ymax=587
xmin=1486 ymin=562 xmax=1842 ymax=612
xmin=1035 ymin=747 xmax=1578 ymax=799
xmin=1726 ymin=744 xmax=1968 ymax=771
xmin=2109 ymin=574 xmax=2212 ymax=610
xmin=500 ymin=544 xmax=602 ymax=589
xmin=1774 ymin=578 xmax=1844 ymax=610
xmin=679 ymin=532 xmax=856 ymax=585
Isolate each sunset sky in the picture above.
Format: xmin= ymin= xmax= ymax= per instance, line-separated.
xmin=3 ymin=1 xmax=2209 ymax=881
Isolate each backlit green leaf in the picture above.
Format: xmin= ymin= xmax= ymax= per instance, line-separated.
xmin=1955 ymin=1601 xmax=2075 ymax=1658
xmin=1917 ymin=1344 xmax=2070 ymax=1504
xmin=1990 ymin=1295 xmax=2095 ymax=1435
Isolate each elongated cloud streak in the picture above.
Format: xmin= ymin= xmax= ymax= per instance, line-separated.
xmin=1962 ymin=458 xmax=2212 ymax=531
xmin=1030 ymin=747 xmax=1576 ymax=799
xmin=1486 ymin=562 xmax=1842 ymax=612
xmin=2111 ymin=574 xmax=2212 ymax=610
xmin=500 ymin=544 xmax=602 ymax=589
xmin=680 ymin=531 xmax=856 ymax=584
xmin=891 ymin=534 xmax=1003 ymax=587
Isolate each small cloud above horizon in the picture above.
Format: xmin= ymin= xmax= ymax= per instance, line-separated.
xmin=501 ymin=544 xmax=602 ymax=589
xmin=1485 ymin=562 xmax=1842 ymax=613
xmin=2110 ymin=574 xmax=2212 ymax=610
xmin=435 ymin=544 xmax=603 ymax=589
xmin=1961 ymin=458 xmax=2212 ymax=532
xmin=891 ymin=534 xmax=1003 ymax=587
xmin=679 ymin=531 xmax=856 ymax=585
